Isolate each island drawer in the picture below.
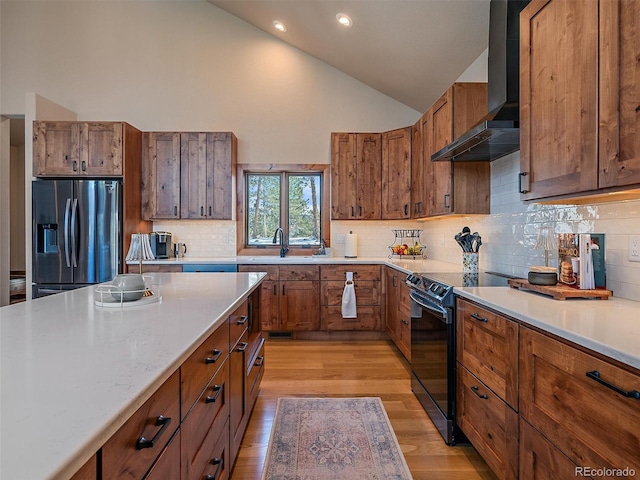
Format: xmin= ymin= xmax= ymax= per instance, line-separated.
xmin=456 ymin=298 xmax=519 ymax=409
xmin=320 ymin=264 xmax=381 ymax=281
xmin=181 ymin=360 xmax=230 ymax=480
xmin=320 ymin=280 xmax=381 ymax=306
xmin=457 ymin=366 xmax=518 ymax=480
xmin=229 ymin=300 xmax=249 ymax=347
xmin=102 ymin=370 xmax=180 ymax=480
xmin=520 ymin=327 xmax=640 ymax=475
xmin=181 ymin=320 xmax=230 ymax=419
xmin=193 ymin=418 xmax=230 ymax=480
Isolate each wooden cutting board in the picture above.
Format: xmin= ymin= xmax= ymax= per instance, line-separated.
xmin=507 ymin=278 xmax=612 ymax=300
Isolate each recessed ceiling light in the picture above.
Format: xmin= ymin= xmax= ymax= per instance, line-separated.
xmin=273 ymin=20 xmax=287 ymax=32
xmin=336 ymin=13 xmax=352 ymax=27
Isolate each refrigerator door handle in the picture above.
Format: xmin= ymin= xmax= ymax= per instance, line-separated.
xmin=64 ymin=198 xmax=72 ymax=268
xmin=71 ymin=198 xmax=78 ymax=267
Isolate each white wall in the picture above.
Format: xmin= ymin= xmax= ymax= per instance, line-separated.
xmin=1 ymin=0 xmax=420 ymax=165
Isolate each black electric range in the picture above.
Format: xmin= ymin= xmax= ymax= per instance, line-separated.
xmin=404 ymin=270 xmax=512 ymax=445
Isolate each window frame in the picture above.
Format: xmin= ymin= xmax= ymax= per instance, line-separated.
xmin=236 ymin=163 xmax=330 ymax=256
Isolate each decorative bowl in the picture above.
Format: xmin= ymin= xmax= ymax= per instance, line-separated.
xmin=111 ymin=274 xmax=146 ymax=302
xmin=528 ymin=270 xmax=557 ymax=286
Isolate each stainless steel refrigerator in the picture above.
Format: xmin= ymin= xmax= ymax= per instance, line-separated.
xmin=32 ymin=179 xmax=122 ymax=298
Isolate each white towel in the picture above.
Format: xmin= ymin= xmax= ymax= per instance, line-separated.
xmin=341 ymin=272 xmax=357 ymax=318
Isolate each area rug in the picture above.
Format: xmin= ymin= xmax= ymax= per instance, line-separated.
xmin=261 ymin=397 xmax=413 ymax=480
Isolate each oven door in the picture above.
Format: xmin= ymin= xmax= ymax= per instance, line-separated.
xmin=409 ymin=289 xmax=459 ymax=444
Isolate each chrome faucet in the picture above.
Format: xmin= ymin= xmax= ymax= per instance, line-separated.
xmin=272 ymin=227 xmax=289 ymax=257
xmin=317 ymin=238 xmax=326 ymax=255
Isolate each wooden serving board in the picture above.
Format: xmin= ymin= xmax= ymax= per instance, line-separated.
xmin=507 ymin=278 xmax=612 ymax=300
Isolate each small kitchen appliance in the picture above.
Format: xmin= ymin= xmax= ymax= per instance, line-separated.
xmin=150 ymin=232 xmax=172 ymax=259
xmin=404 ymin=270 xmax=512 ymax=445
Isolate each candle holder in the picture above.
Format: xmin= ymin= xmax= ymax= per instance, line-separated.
xmin=534 ymin=226 xmax=557 ymax=267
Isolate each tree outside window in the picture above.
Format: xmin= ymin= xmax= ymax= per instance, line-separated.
xmin=246 ymin=172 xmax=322 ymax=248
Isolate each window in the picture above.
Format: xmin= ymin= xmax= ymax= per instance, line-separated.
xmin=237 ymin=164 xmax=330 ymax=255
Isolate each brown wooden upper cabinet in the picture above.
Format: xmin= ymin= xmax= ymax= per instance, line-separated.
xmin=381 ymin=127 xmax=412 ymax=219
xmin=33 ymin=121 xmax=124 ymax=177
xmin=425 ymin=83 xmax=490 ymax=217
xmin=520 ymin=0 xmax=640 ymax=201
xmin=330 ymin=132 xmax=382 ymax=220
xmin=142 ymin=131 xmax=236 ymax=220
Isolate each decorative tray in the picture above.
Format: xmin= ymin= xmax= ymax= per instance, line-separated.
xmin=94 ymin=283 xmax=162 ymax=308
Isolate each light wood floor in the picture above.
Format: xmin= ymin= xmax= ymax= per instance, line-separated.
xmin=231 ymin=339 xmax=497 ymax=480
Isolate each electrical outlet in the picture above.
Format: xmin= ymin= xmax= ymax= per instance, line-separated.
xmin=336 ymin=234 xmax=346 ymax=244
xmin=629 ymin=235 xmax=640 ymax=262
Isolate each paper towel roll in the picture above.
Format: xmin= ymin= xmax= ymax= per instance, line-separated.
xmin=344 ymin=232 xmax=358 ymax=258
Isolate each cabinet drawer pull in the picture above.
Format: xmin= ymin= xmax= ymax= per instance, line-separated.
xmin=205 ymin=457 xmax=223 ymax=480
xmin=173 ymin=206 xmax=178 ymax=216
xmin=359 ymin=206 xmax=363 ymax=216
xmin=205 ymin=349 xmax=223 ymax=364
xmin=444 ymin=194 xmax=450 ymax=209
xmin=136 ymin=415 xmax=172 ymax=450
xmin=209 ymin=206 xmax=212 ymax=216
xmin=201 ymin=206 xmax=204 ymax=216
xmin=636 ymin=105 xmax=640 ymax=112
xmin=254 ymin=356 xmax=264 ymax=367
xmin=205 ymin=384 xmax=223 ymax=404
xmin=236 ymin=342 xmax=248 ymax=352
xmin=273 ymin=284 xmax=277 ymax=296
xmin=72 ymin=160 xmax=78 ymax=172
xmin=519 ymin=172 xmax=529 ymax=194
xmin=586 ymin=370 xmax=640 ymax=399
xmin=81 ymin=160 xmax=86 ymax=171
xmin=470 ymin=312 xmax=488 ymax=323
xmin=401 ymin=320 xmax=409 ymax=326
xmin=404 ymin=204 xmax=409 ymax=215
xmin=351 ymin=206 xmax=355 ymax=217
xmin=471 ymin=385 xmax=488 ymax=400
xmin=237 ymin=315 xmax=248 ymax=325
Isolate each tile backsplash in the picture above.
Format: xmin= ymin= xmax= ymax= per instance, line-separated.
xmin=155 ymin=151 xmax=640 ymax=302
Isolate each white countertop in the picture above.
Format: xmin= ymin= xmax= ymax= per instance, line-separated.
xmin=128 ymin=255 xmax=462 ymax=274
xmin=455 ymin=287 xmax=640 ymax=371
xmin=0 ymin=272 xmax=265 ymax=480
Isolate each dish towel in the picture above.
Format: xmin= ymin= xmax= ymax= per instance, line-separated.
xmin=341 ymin=272 xmax=357 ymax=318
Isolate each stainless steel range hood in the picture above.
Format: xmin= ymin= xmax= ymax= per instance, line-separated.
xmin=432 ymin=0 xmax=529 ymax=162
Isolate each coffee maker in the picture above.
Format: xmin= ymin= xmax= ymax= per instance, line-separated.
xmin=149 ymin=231 xmax=172 ymax=259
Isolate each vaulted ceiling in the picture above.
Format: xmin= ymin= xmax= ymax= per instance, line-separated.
xmin=208 ymin=0 xmax=490 ymax=113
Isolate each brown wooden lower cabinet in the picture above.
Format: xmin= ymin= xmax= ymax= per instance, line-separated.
xmin=519 ymin=326 xmax=640 ymax=476
xmin=127 ymin=264 xmax=182 ymax=273
xmin=73 ymin=293 xmax=262 ymax=479
xmin=519 ymin=418 xmax=580 ymax=480
xmin=457 ymin=366 xmax=519 ymax=480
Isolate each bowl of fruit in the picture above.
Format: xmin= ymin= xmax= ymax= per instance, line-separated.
xmin=390 ymin=242 xmax=425 ymax=257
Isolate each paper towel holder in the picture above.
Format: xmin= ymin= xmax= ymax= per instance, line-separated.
xmin=345 ymin=230 xmax=358 ymax=258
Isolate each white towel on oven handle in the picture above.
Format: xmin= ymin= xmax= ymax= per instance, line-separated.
xmin=341 ymin=272 xmax=357 ymax=318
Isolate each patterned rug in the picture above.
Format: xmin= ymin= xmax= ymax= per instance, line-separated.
xmin=261 ymin=397 xmax=413 ymax=480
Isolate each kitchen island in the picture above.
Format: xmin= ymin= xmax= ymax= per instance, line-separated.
xmin=0 ymin=272 xmax=265 ymax=480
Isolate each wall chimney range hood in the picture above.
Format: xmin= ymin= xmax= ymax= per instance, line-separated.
xmin=432 ymin=0 xmax=530 ymax=162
